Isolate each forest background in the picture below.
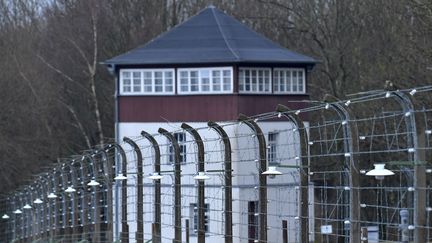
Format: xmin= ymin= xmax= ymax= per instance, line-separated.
xmin=0 ymin=0 xmax=431 ymax=194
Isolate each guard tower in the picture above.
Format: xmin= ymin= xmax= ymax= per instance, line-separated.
xmin=105 ymin=5 xmax=316 ymax=243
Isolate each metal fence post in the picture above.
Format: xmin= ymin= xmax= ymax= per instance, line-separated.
xmin=238 ymin=114 xmax=267 ymax=243
xmin=208 ymin=121 xmax=233 ymax=243
xmin=141 ymin=131 xmax=162 ymax=243
xmin=276 ymin=105 xmax=310 ymax=243
xmin=158 ymin=128 xmax=182 ymax=243
xmin=105 ymin=143 xmax=129 ymax=242
xmin=182 ymin=123 xmax=206 ymax=243
xmin=320 ymin=96 xmax=361 ymax=243
xmin=386 ymin=90 xmax=424 ymax=243
xmin=123 ymin=137 xmax=144 ymax=243
xmin=85 ymin=153 xmax=102 ymax=243
xmin=61 ymin=164 xmax=73 ymax=240
xmin=99 ymin=147 xmax=115 ymax=243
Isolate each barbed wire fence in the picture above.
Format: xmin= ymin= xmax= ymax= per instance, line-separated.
xmin=1 ymin=85 xmax=432 ymax=243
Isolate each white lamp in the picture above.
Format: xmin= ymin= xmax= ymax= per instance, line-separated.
xmin=148 ymin=172 xmax=163 ymax=180
xmin=23 ymin=204 xmax=32 ymax=209
xmin=366 ymin=164 xmax=394 ymax=180
xmin=33 ymin=198 xmax=43 ymax=204
xmin=194 ymin=172 xmax=210 ymax=180
xmin=65 ymin=186 xmax=76 ymax=193
xmin=47 ymin=192 xmax=57 ymax=199
xmin=114 ymin=174 xmax=127 ymax=180
xmin=13 ymin=209 xmax=22 ymax=214
xmin=2 ymin=214 xmax=10 ymax=219
xmin=262 ymin=166 xmax=282 ymax=179
xmin=87 ymin=179 xmax=100 ymax=186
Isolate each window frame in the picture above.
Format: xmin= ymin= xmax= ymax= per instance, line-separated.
xmin=238 ymin=67 xmax=272 ymax=94
xmin=177 ymin=67 xmax=233 ymax=95
xmin=273 ymin=68 xmax=306 ymax=94
xmin=248 ymin=201 xmax=258 ymax=243
xmin=190 ymin=203 xmax=210 ymax=235
xmin=268 ymin=131 xmax=279 ymax=165
xmin=119 ymin=68 xmax=175 ymax=95
xmin=168 ymin=132 xmax=187 ymax=164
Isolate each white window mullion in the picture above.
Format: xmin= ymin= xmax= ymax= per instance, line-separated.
xmin=198 ymin=70 xmax=202 ymax=92
xmin=209 ymin=69 xmax=213 ymax=92
xmin=152 ymin=71 xmax=155 ymax=94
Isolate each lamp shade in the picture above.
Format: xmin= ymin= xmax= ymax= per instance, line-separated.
xmin=262 ymin=166 xmax=282 ymax=178
xmin=148 ymin=172 xmax=163 ymax=180
xmin=87 ymin=179 xmax=100 ymax=186
xmin=65 ymin=186 xmax=76 ymax=193
xmin=33 ymin=198 xmax=43 ymax=204
xmin=366 ymin=164 xmax=394 ymax=180
xmin=47 ymin=193 xmax=57 ymax=199
xmin=194 ymin=172 xmax=210 ymax=180
xmin=2 ymin=214 xmax=10 ymax=219
xmin=23 ymin=204 xmax=32 ymax=209
xmin=114 ymin=174 xmax=127 ymax=180
xmin=13 ymin=209 xmax=22 ymax=214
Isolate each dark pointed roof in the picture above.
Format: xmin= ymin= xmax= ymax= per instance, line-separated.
xmin=105 ymin=5 xmax=316 ymax=66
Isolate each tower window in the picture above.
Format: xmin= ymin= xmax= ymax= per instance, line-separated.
xmin=120 ymin=69 xmax=175 ymax=95
xmin=177 ymin=67 xmax=233 ymax=94
xmin=239 ymin=68 xmax=271 ymax=93
xmin=273 ymin=68 xmax=305 ymax=94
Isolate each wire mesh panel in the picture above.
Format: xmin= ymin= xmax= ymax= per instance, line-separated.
xmin=1 ymin=86 xmax=432 ymax=243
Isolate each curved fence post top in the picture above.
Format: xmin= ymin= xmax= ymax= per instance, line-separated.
xmin=104 ymin=143 xmax=127 ymax=156
xmin=181 ymin=123 xmax=204 ymax=163
xmin=141 ymin=131 xmax=161 ymax=170
xmin=141 ymin=131 xmax=160 ymax=148
xmin=181 ymin=123 xmax=202 ymax=141
xmin=123 ymin=136 xmax=139 ymax=149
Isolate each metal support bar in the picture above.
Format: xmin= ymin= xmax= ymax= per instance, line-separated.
xmin=322 ymin=95 xmax=361 ymax=243
xmin=387 ymin=90 xmax=424 ymax=243
xmin=141 ymin=131 xmax=162 ymax=243
xmin=238 ymin=114 xmax=267 ymax=243
xmin=70 ymin=160 xmax=83 ymax=242
xmin=182 ymin=123 xmax=206 ymax=243
xmin=99 ymin=148 xmax=115 ymax=243
xmin=208 ymin=121 xmax=233 ymax=243
xmin=158 ymin=128 xmax=182 ymax=243
xmin=106 ymin=143 xmax=129 ymax=242
xmin=80 ymin=156 xmax=93 ymax=242
xmin=276 ymin=105 xmax=310 ymax=243
xmin=123 ymin=137 xmax=144 ymax=243
xmin=53 ymin=169 xmax=62 ymax=239
xmin=61 ymin=164 xmax=74 ymax=241
xmin=89 ymin=152 xmax=102 ymax=243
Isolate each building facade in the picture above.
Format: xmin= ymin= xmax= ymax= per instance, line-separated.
xmin=105 ymin=5 xmax=316 ymax=243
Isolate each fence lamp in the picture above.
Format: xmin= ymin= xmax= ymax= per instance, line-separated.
xmin=23 ymin=204 xmax=32 ymax=209
xmin=148 ymin=172 xmax=163 ymax=180
xmin=13 ymin=209 xmax=22 ymax=214
xmin=366 ymin=164 xmax=394 ymax=180
xmin=65 ymin=186 xmax=76 ymax=193
xmin=262 ymin=166 xmax=282 ymax=179
xmin=87 ymin=179 xmax=100 ymax=186
xmin=194 ymin=172 xmax=210 ymax=181
xmin=114 ymin=173 xmax=127 ymax=180
xmin=33 ymin=198 xmax=43 ymax=204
